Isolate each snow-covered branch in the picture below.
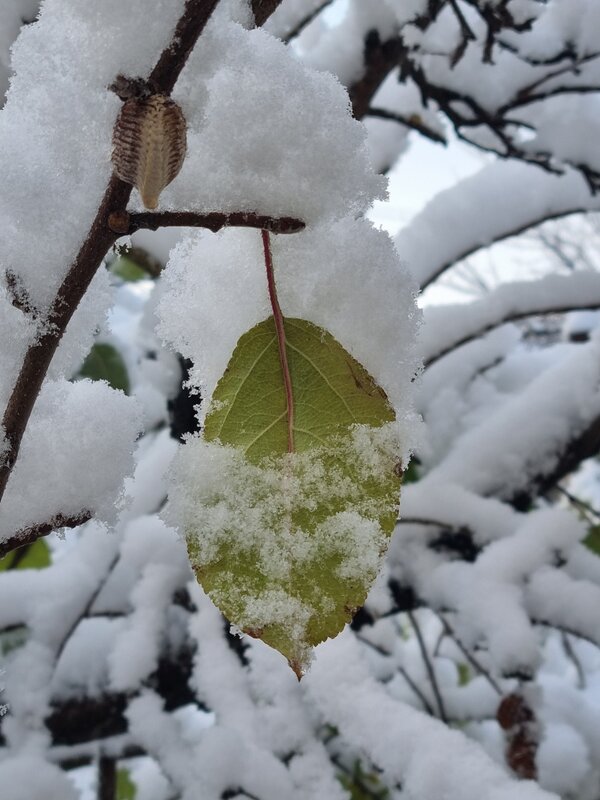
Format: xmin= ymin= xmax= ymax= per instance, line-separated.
xmin=397 ymin=162 xmax=600 ymax=289
xmin=0 ymin=512 xmax=92 ymax=560
xmin=422 ymin=272 xmax=600 ymax=366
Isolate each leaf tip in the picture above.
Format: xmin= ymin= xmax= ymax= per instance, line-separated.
xmin=288 ymin=657 xmax=306 ymax=681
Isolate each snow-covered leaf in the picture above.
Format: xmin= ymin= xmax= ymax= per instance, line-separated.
xmin=183 ymin=316 xmax=402 ymax=676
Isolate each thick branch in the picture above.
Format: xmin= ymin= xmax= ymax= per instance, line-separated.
xmin=0 ymin=1 xmax=223 ymax=515
xmin=349 ymin=31 xmax=402 ymax=120
xmin=126 ymin=210 xmax=305 ymax=235
xmin=283 ymin=1 xmax=334 ymax=44
xmin=0 ymin=511 xmax=92 ymax=560
xmin=148 ymin=0 xmax=222 ymax=94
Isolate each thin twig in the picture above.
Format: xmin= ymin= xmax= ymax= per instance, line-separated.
xmin=356 ymin=632 xmax=436 ymax=715
xmin=367 ymin=107 xmax=447 ymax=145
xmin=126 ymin=211 xmax=305 ymax=235
xmin=283 ymin=1 xmax=335 ymax=43
xmin=407 ymin=610 xmax=448 ymax=722
xmin=555 ymin=485 xmax=600 ymax=523
xmin=251 ymin=0 xmax=285 ymax=27
xmin=55 ymin=551 xmax=121 ymax=665
xmin=0 ymin=512 xmax=92 ymax=560
xmin=437 ymin=612 xmax=502 ymax=694
xmin=561 ymin=631 xmax=586 ymax=689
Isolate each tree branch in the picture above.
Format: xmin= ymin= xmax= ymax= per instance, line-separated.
xmin=0 ymin=0 xmax=290 ymax=528
xmin=509 ymin=411 xmax=600 ymax=510
xmin=149 ymin=0 xmax=221 ymax=94
xmin=349 ymin=32 xmax=402 ymax=120
xmin=424 ymin=298 xmax=600 ymax=368
xmin=0 ymin=512 xmax=92 ymax=560
xmin=283 ymin=1 xmax=335 ymax=44
xmin=407 ymin=610 xmax=448 ymax=723
xmin=367 ymin=107 xmax=447 ymax=145
xmin=0 ymin=1 xmax=221 ymax=508
xmin=124 ymin=210 xmax=305 ymax=235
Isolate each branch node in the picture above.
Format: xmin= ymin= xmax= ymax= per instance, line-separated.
xmin=108 ymin=210 xmax=131 ymax=235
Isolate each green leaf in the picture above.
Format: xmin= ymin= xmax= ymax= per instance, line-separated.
xmin=584 ymin=525 xmax=600 ymax=557
xmin=457 ymin=662 xmax=470 ymax=686
xmin=402 ymin=458 xmax=420 ymax=484
xmin=110 ymin=255 xmax=149 ymax=282
xmin=77 ymin=343 xmax=130 ymax=394
xmin=184 ymin=316 xmax=402 ymax=675
xmin=0 ymin=539 xmax=51 ymax=571
xmin=116 ymin=769 xmax=136 ymax=800
xmin=338 ymin=760 xmax=390 ymax=800
xmin=0 ymin=625 xmax=28 ymax=656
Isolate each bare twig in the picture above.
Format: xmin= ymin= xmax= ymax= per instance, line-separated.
xmin=98 ymin=755 xmax=116 ymax=800
xmin=437 ymin=613 xmax=502 ymax=694
xmin=283 ymin=1 xmax=334 ymax=43
xmin=126 ymin=211 xmax=305 ymax=235
xmin=555 ymin=485 xmax=600 ymax=523
xmin=561 ymin=632 xmax=586 ymax=689
xmin=407 ymin=610 xmax=448 ymax=722
xmin=55 ymin=552 xmax=121 ymax=665
xmin=367 ymin=107 xmax=447 ymax=145
xmin=0 ymin=512 xmax=92 ymax=560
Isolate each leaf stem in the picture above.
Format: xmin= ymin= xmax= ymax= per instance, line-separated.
xmin=261 ymin=230 xmax=294 ymax=453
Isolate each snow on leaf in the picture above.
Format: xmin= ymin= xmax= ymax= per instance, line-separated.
xmin=180 ymin=316 xmax=402 ymax=677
